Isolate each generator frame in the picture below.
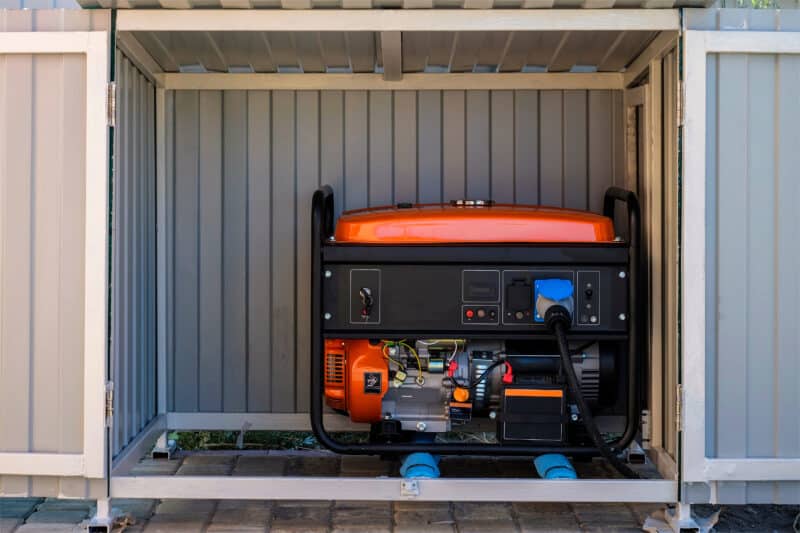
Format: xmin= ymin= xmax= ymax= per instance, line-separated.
xmin=309 ymin=184 xmax=644 ymax=457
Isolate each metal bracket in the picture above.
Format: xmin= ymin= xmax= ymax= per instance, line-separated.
xmin=625 ymin=440 xmax=647 ymax=465
xmin=643 ymin=503 xmax=719 ymax=533
xmin=400 ymin=479 xmax=420 ymax=498
xmin=151 ymin=431 xmax=177 ymax=460
xmin=86 ymin=499 xmax=129 ymax=533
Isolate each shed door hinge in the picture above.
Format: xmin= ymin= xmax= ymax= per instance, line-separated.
xmin=107 ymin=82 xmax=117 ymax=128
xmin=676 ymin=79 xmax=684 ymax=127
xmin=675 ymin=383 xmax=683 ymax=434
xmin=105 ymin=381 xmax=114 ymax=428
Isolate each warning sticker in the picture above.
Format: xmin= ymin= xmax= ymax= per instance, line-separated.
xmin=364 ymin=372 xmax=382 ymax=394
xmin=449 ymin=402 xmax=473 ymax=423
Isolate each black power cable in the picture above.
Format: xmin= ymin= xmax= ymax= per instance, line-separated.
xmin=545 ymin=305 xmax=640 ymax=480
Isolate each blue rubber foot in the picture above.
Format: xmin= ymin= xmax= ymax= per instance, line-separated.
xmin=400 ymin=452 xmax=441 ymax=479
xmin=534 ymin=454 xmax=577 ymax=479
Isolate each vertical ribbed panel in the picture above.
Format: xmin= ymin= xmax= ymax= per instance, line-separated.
xmin=0 ymin=9 xmax=108 ymax=500
xmin=684 ymin=7 xmax=800 ymax=505
xmin=165 ymin=89 xmax=626 ymax=414
xmin=705 ymin=50 xmax=800 ymax=504
xmin=111 ymin=51 xmax=157 ymax=459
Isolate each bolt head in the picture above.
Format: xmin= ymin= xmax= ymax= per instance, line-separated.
xmin=324 ymin=312 xmax=332 ymax=320
xmin=416 ymin=422 xmax=427 ymax=432
xmin=618 ymin=271 xmax=627 ymax=279
xmin=618 ymin=313 xmax=627 ymax=321
xmin=324 ymin=270 xmax=332 ymax=278
xmin=488 ymin=411 xmax=497 ymax=420
xmin=571 ymin=413 xmax=579 ymax=422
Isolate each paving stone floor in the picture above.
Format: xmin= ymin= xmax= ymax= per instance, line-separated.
xmin=2 ymin=452 xmax=798 ymax=532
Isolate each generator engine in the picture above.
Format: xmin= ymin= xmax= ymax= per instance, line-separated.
xmin=325 ymin=338 xmax=619 ymax=443
xmin=311 ymin=185 xmax=642 ymax=462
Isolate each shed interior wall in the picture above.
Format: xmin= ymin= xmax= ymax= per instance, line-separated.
xmin=111 ymin=50 xmax=159 ymax=460
xmin=161 ymin=88 xmax=628 ymax=415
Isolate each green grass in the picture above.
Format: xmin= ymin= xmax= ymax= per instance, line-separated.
xmin=168 ymin=430 xmax=369 ymax=451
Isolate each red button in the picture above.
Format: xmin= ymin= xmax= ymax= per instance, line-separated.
xmin=465 ymin=309 xmax=474 ymax=319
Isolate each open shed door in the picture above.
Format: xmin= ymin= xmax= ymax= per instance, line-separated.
xmin=0 ymin=29 xmax=110 ymax=485
xmin=682 ymin=26 xmax=800 ymax=501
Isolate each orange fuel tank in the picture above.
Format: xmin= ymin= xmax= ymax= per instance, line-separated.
xmin=324 ymin=339 xmax=387 ymax=423
xmin=334 ymin=203 xmax=615 ymax=244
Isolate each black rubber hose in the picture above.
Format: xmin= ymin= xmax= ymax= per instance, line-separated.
xmin=546 ymin=306 xmax=640 ymax=480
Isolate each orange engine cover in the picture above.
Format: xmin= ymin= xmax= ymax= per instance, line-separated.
xmin=334 ymin=203 xmax=616 ymax=244
xmin=324 ymin=339 xmax=387 ymax=423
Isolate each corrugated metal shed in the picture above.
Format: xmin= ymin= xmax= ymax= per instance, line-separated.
xmin=131 ymin=29 xmax=658 ymax=73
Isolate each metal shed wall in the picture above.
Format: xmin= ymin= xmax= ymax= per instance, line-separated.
xmin=164 ymin=88 xmax=626 ymax=414
xmin=684 ymin=7 xmax=800 ymax=505
xmin=0 ymin=9 xmax=108 ymax=498
xmin=111 ymin=51 xmax=158 ymax=459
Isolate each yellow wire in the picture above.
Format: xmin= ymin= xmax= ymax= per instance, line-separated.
xmin=382 ymin=343 xmax=405 ymax=370
xmin=399 ymin=341 xmax=423 ymax=375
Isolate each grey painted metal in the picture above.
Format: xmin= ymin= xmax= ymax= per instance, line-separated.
xmin=111 ymin=51 xmax=158 ymax=460
xmin=164 ymin=88 xmax=626 ymax=414
xmin=129 ymin=30 xmax=658 ymax=76
xmin=0 ymin=8 xmax=109 ymax=499
xmin=684 ymin=7 xmax=800 ymax=505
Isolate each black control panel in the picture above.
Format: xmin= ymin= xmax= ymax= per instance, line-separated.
xmin=323 ymin=264 xmax=628 ymax=335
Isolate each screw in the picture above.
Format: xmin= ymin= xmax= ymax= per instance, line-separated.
xmin=618 ymin=313 xmax=627 ymax=321
xmin=488 ymin=411 xmax=497 ymax=420
xmin=324 ymin=312 xmax=332 ymax=320
xmin=571 ymin=413 xmax=579 ymax=422
xmin=416 ymin=422 xmax=427 ymax=432
xmin=619 ymin=271 xmax=627 ymax=279
xmin=328 ymin=236 xmax=336 ymax=242
xmin=324 ymin=270 xmax=332 ymax=278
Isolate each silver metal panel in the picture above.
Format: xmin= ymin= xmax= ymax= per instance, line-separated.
xmin=695 ymin=7 xmax=800 ymax=504
xmin=0 ymin=8 xmax=109 ymax=499
xmin=165 ymin=88 xmax=626 ymax=414
xmin=112 ymin=51 xmax=158 ymax=459
xmin=129 ymin=30 xmax=657 ymax=75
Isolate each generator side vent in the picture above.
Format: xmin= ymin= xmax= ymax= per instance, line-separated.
xmin=326 ymin=353 xmax=345 ymax=385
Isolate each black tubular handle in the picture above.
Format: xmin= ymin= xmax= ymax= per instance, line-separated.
xmin=602 ymin=186 xmax=643 ymax=454
xmin=312 ymin=185 xmax=335 ymax=244
xmin=603 ymin=186 xmax=640 ymax=249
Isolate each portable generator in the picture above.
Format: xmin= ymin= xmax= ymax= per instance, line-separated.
xmin=310 ymin=186 xmax=642 ymax=475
